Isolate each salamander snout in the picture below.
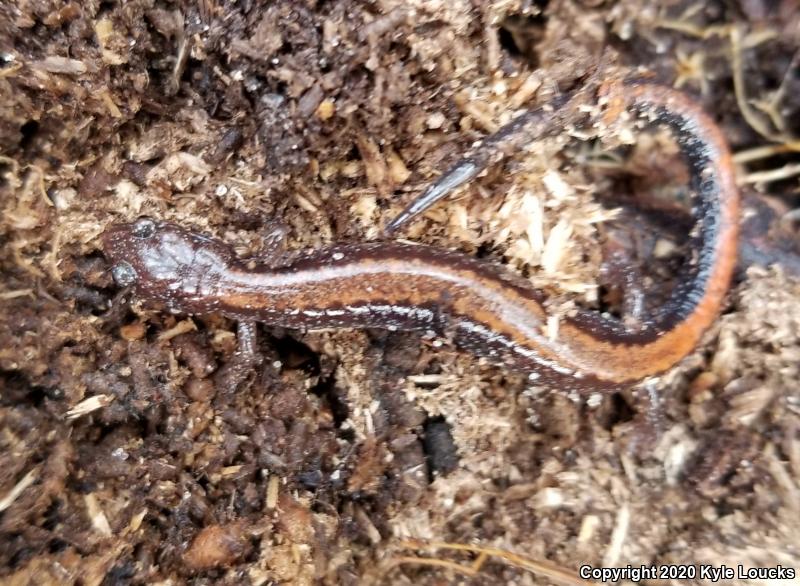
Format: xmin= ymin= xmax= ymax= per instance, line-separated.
xmin=102 ymin=217 xmax=160 ymax=287
xmin=102 ymin=216 xmax=170 ymax=289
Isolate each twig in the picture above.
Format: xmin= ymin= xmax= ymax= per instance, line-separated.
xmin=388 ymin=539 xmax=600 ymax=586
xmin=733 ymin=142 xmax=800 ymax=164
xmin=0 ymin=468 xmax=38 ymax=512
xmin=730 ymin=25 xmax=785 ymax=144
xmin=739 ymin=163 xmax=800 ymax=186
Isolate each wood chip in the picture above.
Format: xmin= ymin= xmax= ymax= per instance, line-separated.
xmin=66 ymin=394 xmax=114 ymax=420
xmin=0 ymin=468 xmax=38 ymax=513
xmin=34 ymin=56 xmax=87 ymax=75
xmin=85 ymin=493 xmax=113 ymax=537
xmin=157 ymin=319 xmax=197 ymax=341
xmin=266 ymin=474 xmax=280 ymax=510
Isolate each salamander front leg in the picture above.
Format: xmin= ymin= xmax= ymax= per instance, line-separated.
xmin=237 ymin=320 xmax=260 ymax=363
xmin=214 ymin=320 xmax=262 ymax=393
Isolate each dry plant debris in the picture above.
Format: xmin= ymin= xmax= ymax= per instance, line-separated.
xmin=1 ymin=0 xmax=799 ymax=584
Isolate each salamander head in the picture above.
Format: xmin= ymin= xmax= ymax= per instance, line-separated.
xmin=102 ymin=218 xmax=233 ymax=306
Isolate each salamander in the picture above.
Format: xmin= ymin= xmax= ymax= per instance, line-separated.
xmin=102 ymin=80 xmax=740 ymax=389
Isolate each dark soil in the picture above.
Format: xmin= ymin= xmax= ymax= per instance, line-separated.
xmin=1 ymin=1 xmax=799 ymax=584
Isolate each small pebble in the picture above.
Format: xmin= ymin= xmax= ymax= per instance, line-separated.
xmin=426 ymin=112 xmax=446 ymax=130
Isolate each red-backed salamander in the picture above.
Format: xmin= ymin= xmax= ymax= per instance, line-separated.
xmin=102 ymin=79 xmax=739 ymax=390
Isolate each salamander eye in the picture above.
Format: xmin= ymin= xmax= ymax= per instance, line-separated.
xmin=132 ymin=218 xmax=156 ymax=238
xmin=112 ymin=261 xmax=138 ymax=287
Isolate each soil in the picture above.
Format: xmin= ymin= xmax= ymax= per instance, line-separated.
xmin=1 ymin=1 xmax=800 ymax=585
